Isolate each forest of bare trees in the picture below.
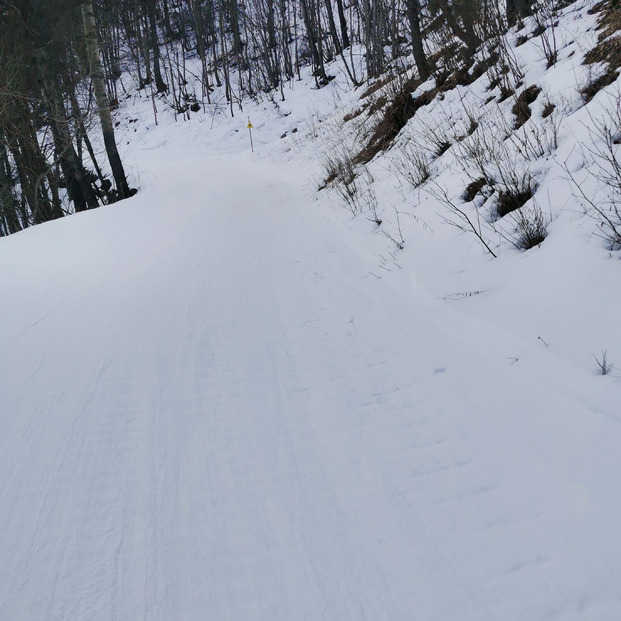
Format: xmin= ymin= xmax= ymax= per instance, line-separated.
xmin=0 ymin=0 xmax=534 ymax=236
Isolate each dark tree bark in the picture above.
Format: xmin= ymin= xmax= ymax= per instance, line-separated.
xmin=46 ymin=92 xmax=99 ymax=212
xmin=81 ymin=0 xmax=130 ymax=200
xmin=0 ymin=139 xmax=22 ymax=235
xmin=436 ymin=0 xmax=479 ymax=52
xmin=324 ymin=0 xmax=342 ymax=55
xmin=506 ymin=0 xmax=533 ymax=26
xmin=335 ymin=0 xmax=350 ymax=49
xmin=300 ymin=0 xmax=328 ymax=84
xmin=406 ymin=0 xmax=430 ymax=81
xmin=145 ymin=0 xmax=168 ymax=92
xmin=228 ymin=0 xmax=243 ymax=56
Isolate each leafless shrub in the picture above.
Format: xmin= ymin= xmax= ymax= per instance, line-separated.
xmin=531 ymin=0 xmax=560 ymax=67
xmin=506 ymin=200 xmax=550 ymax=250
xmin=393 ymin=140 xmax=432 ymax=189
xmin=416 ymin=117 xmax=453 ymax=159
xmin=426 ymin=180 xmax=498 ymax=258
xmin=319 ymin=146 xmax=361 ymax=214
xmin=495 ymin=174 xmax=537 ymax=218
xmin=453 ymin=108 xmax=511 ymax=184
xmin=510 ymin=124 xmax=556 ymax=158
xmin=592 ymin=350 xmax=613 ymax=375
xmin=455 ymin=98 xmax=483 ymax=140
xmin=483 ymin=22 xmax=525 ymax=97
xmin=320 ymin=145 xmax=355 ymax=187
xmin=361 ymin=183 xmax=382 ymax=226
xmin=569 ymin=89 xmax=621 ymax=248
xmin=353 ymin=69 xmax=434 ymax=166
xmin=507 ymin=93 xmax=570 ymax=158
xmin=580 ymin=65 xmax=620 ymax=104
xmin=382 ymin=207 xmax=406 ymax=250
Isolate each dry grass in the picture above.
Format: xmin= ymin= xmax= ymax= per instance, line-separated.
xmin=463 ymin=177 xmax=487 ymax=202
xmin=353 ymin=77 xmax=434 ymax=166
xmin=581 ymin=0 xmax=621 ymax=102
xmin=497 ymin=186 xmax=535 ymax=218
xmin=588 ymin=0 xmax=621 ymax=41
xmin=512 ymin=85 xmax=542 ymax=129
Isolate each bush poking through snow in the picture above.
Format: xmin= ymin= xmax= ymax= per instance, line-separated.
xmin=427 ymin=181 xmax=497 ymax=258
xmin=569 ymin=90 xmax=621 ymax=249
xmin=512 ymin=85 xmax=542 ymax=129
xmin=394 ymin=142 xmax=431 ymax=189
xmin=319 ymin=147 xmax=361 ymax=214
xmin=463 ymin=177 xmax=487 ymax=202
xmin=354 ymin=74 xmax=435 ymax=166
xmin=592 ymin=351 xmax=614 ymax=376
xmin=542 ymin=101 xmax=556 ymax=118
xmin=507 ymin=201 xmax=549 ymax=250
xmin=581 ymin=68 xmax=620 ymax=104
xmin=531 ymin=0 xmax=561 ymax=68
xmin=496 ymin=177 xmax=537 ymax=219
xmin=581 ymin=0 xmax=621 ymax=103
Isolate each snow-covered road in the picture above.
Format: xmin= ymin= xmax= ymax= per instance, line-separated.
xmin=1 ymin=149 xmax=620 ymax=620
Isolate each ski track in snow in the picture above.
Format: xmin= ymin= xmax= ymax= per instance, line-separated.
xmin=1 ymin=147 xmax=621 ymax=620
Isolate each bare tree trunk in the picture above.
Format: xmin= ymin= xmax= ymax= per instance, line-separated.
xmin=81 ymin=0 xmax=130 ymax=201
xmin=41 ymin=75 xmax=99 ymax=212
xmin=406 ymin=0 xmax=430 ymax=81
xmin=228 ymin=0 xmax=243 ymax=56
xmin=506 ymin=0 xmax=532 ymax=26
xmin=437 ymin=0 xmax=479 ymax=52
xmin=301 ymin=0 xmax=328 ymax=84
xmin=335 ymin=0 xmax=350 ymax=48
xmin=0 ymin=139 xmax=22 ymax=235
xmin=324 ymin=0 xmax=342 ymax=55
xmin=145 ymin=0 xmax=168 ymax=93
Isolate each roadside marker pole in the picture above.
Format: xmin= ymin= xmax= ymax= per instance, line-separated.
xmin=247 ymin=117 xmax=254 ymax=152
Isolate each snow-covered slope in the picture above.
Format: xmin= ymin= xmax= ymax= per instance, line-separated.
xmin=2 ymin=1 xmax=621 ymax=619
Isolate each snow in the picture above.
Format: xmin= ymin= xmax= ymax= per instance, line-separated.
xmin=2 ymin=2 xmax=621 ymax=619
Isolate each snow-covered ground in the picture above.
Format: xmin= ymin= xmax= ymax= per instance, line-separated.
xmin=2 ymin=2 xmax=621 ymax=618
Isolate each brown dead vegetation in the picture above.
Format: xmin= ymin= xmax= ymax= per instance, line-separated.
xmin=512 ymin=85 xmax=542 ymax=128
xmin=353 ymin=78 xmax=433 ymax=166
xmin=582 ymin=0 xmax=621 ymax=102
xmin=463 ymin=177 xmax=487 ymax=202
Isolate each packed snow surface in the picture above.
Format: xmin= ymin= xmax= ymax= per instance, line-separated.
xmin=2 ymin=24 xmax=621 ymax=620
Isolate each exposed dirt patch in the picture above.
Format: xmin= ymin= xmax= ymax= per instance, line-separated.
xmin=360 ymin=75 xmax=392 ymax=99
xmin=581 ymin=69 xmax=619 ymax=103
xmin=463 ymin=177 xmax=487 ymax=202
xmin=354 ymin=81 xmax=433 ymax=166
xmin=542 ymin=102 xmax=556 ymax=118
xmin=367 ymin=96 xmax=388 ymax=116
xmin=581 ymin=0 xmax=621 ymax=101
xmin=588 ymin=0 xmax=621 ymax=41
xmin=343 ymin=95 xmax=388 ymax=123
xmin=498 ymin=87 xmax=515 ymax=102
xmin=584 ymin=37 xmax=621 ymax=67
xmin=497 ymin=187 xmax=535 ymax=218
xmin=343 ymin=108 xmax=364 ymax=123
xmin=512 ymin=85 xmax=542 ymax=129
xmin=470 ymin=52 xmax=500 ymax=82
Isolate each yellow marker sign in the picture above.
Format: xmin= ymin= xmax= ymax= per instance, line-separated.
xmin=247 ymin=117 xmax=254 ymax=152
